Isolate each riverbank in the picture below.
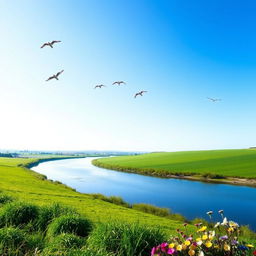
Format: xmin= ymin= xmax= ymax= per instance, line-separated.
xmin=0 ymin=156 xmax=188 ymax=234
xmin=92 ymin=149 xmax=256 ymax=188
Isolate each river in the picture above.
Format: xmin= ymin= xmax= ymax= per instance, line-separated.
xmin=32 ymin=157 xmax=256 ymax=230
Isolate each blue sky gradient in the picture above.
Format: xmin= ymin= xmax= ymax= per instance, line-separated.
xmin=1 ymin=0 xmax=256 ymax=151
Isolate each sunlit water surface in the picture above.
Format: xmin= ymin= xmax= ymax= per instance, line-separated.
xmin=32 ymin=157 xmax=256 ymax=230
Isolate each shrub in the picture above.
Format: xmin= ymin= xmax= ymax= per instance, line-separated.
xmin=47 ymin=215 xmax=92 ymax=238
xmin=87 ymin=222 xmax=166 ymax=256
xmin=37 ymin=203 xmax=78 ymax=231
xmin=0 ymin=193 xmax=14 ymax=206
xmin=0 ymin=202 xmax=39 ymax=227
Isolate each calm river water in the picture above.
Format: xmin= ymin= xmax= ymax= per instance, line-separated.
xmin=32 ymin=157 xmax=256 ymax=230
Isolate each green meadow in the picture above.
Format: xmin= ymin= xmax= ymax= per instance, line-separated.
xmin=0 ymin=157 xmax=184 ymax=233
xmin=93 ymin=149 xmax=256 ymax=179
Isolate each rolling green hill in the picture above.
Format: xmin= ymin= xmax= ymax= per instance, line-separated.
xmin=0 ymin=157 xmax=184 ymax=234
xmin=93 ymin=149 xmax=256 ymax=179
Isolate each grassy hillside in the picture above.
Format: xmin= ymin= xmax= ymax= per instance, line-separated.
xmin=93 ymin=149 xmax=256 ymax=179
xmin=0 ymin=157 xmax=185 ymax=234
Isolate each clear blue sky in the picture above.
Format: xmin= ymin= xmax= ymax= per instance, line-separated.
xmin=1 ymin=0 xmax=256 ymax=151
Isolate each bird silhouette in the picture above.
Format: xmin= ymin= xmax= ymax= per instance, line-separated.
xmin=207 ymin=97 xmax=221 ymax=102
xmin=94 ymin=84 xmax=106 ymax=89
xmin=46 ymin=70 xmax=64 ymax=81
xmin=134 ymin=91 xmax=147 ymax=98
xmin=112 ymin=81 xmax=126 ymax=86
xmin=41 ymin=40 xmax=61 ymax=48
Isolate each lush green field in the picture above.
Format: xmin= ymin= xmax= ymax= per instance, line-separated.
xmin=0 ymin=157 xmax=185 ymax=234
xmin=93 ymin=149 xmax=256 ymax=179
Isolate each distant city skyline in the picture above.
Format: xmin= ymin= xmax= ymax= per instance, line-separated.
xmin=1 ymin=0 xmax=256 ymax=152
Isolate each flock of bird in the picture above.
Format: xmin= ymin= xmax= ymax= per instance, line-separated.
xmin=41 ymin=40 xmax=221 ymax=102
xmin=41 ymin=40 xmax=148 ymax=99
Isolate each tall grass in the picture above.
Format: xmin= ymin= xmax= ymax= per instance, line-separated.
xmin=47 ymin=215 xmax=93 ymax=238
xmin=36 ymin=203 xmax=78 ymax=232
xmin=87 ymin=222 xmax=166 ymax=256
xmin=0 ymin=201 xmax=39 ymax=228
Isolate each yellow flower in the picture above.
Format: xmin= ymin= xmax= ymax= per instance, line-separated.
xmin=176 ymin=244 xmax=182 ymax=251
xmin=214 ymin=245 xmax=219 ymax=249
xmin=188 ymin=249 xmax=195 ymax=256
xmin=198 ymin=226 xmax=207 ymax=232
xmin=228 ymin=227 xmax=234 ymax=232
xmin=205 ymin=241 xmax=212 ymax=248
xmin=247 ymin=244 xmax=254 ymax=248
xmin=184 ymin=240 xmax=191 ymax=246
xmin=202 ymin=234 xmax=208 ymax=240
xmin=196 ymin=238 xmax=202 ymax=246
xmin=224 ymin=244 xmax=230 ymax=251
xmin=169 ymin=243 xmax=175 ymax=248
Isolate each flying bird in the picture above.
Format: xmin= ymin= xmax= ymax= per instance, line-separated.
xmin=112 ymin=81 xmax=126 ymax=86
xmin=94 ymin=84 xmax=106 ymax=89
xmin=134 ymin=90 xmax=147 ymax=98
xmin=207 ymin=97 xmax=221 ymax=102
xmin=41 ymin=40 xmax=61 ymax=48
xmin=46 ymin=70 xmax=64 ymax=81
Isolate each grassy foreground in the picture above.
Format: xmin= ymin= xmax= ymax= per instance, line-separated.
xmin=0 ymin=157 xmax=185 ymax=234
xmin=92 ymin=149 xmax=256 ymax=181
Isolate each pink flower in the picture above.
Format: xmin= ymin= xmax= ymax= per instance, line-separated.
xmin=167 ymin=248 xmax=176 ymax=255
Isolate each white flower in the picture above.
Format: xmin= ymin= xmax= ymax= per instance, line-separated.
xmin=214 ymin=222 xmax=220 ymax=228
xmin=206 ymin=211 xmax=213 ymax=215
xmin=221 ymin=217 xmax=228 ymax=226
xmin=198 ymin=251 xmax=204 ymax=256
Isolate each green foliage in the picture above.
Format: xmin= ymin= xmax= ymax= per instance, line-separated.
xmin=37 ymin=203 xmax=78 ymax=231
xmin=87 ymin=222 xmax=166 ymax=256
xmin=132 ymin=203 xmax=170 ymax=217
xmin=0 ymin=193 xmax=14 ymax=205
xmin=0 ymin=201 xmax=39 ymax=227
xmin=47 ymin=215 xmax=93 ymax=238
xmin=93 ymin=149 xmax=256 ymax=179
xmin=91 ymin=194 xmax=130 ymax=207
xmin=0 ymin=227 xmax=29 ymax=255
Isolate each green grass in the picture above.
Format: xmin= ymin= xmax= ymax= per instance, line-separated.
xmin=0 ymin=157 xmax=186 ymax=235
xmin=93 ymin=149 xmax=256 ymax=179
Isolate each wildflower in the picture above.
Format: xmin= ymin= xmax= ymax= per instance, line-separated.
xmin=229 ymin=221 xmax=239 ymax=228
xmin=218 ymin=209 xmax=224 ymax=214
xmin=220 ymin=235 xmax=228 ymax=240
xmin=224 ymin=244 xmax=230 ymax=251
xmin=197 ymin=226 xmax=207 ymax=232
xmin=169 ymin=243 xmax=175 ymax=248
xmin=205 ymin=241 xmax=212 ymax=248
xmin=188 ymin=249 xmax=195 ymax=256
xmin=246 ymin=244 xmax=254 ymax=248
xmin=167 ymin=248 xmax=176 ymax=255
xmin=206 ymin=211 xmax=213 ymax=217
xmin=176 ymin=244 xmax=182 ymax=251
xmin=221 ymin=217 xmax=228 ymax=226
xmin=185 ymin=240 xmax=191 ymax=246
xmin=253 ymin=250 xmax=256 ymax=255
xmin=196 ymin=239 xmax=203 ymax=246
xmin=198 ymin=251 xmax=204 ymax=256
xmin=214 ymin=222 xmax=220 ymax=228
xmin=228 ymin=227 xmax=234 ymax=233
xmin=194 ymin=223 xmax=202 ymax=227
xmin=183 ymin=223 xmax=188 ymax=227
xmin=238 ymin=245 xmax=248 ymax=251
xmin=202 ymin=234 xmax=208 ymax=240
